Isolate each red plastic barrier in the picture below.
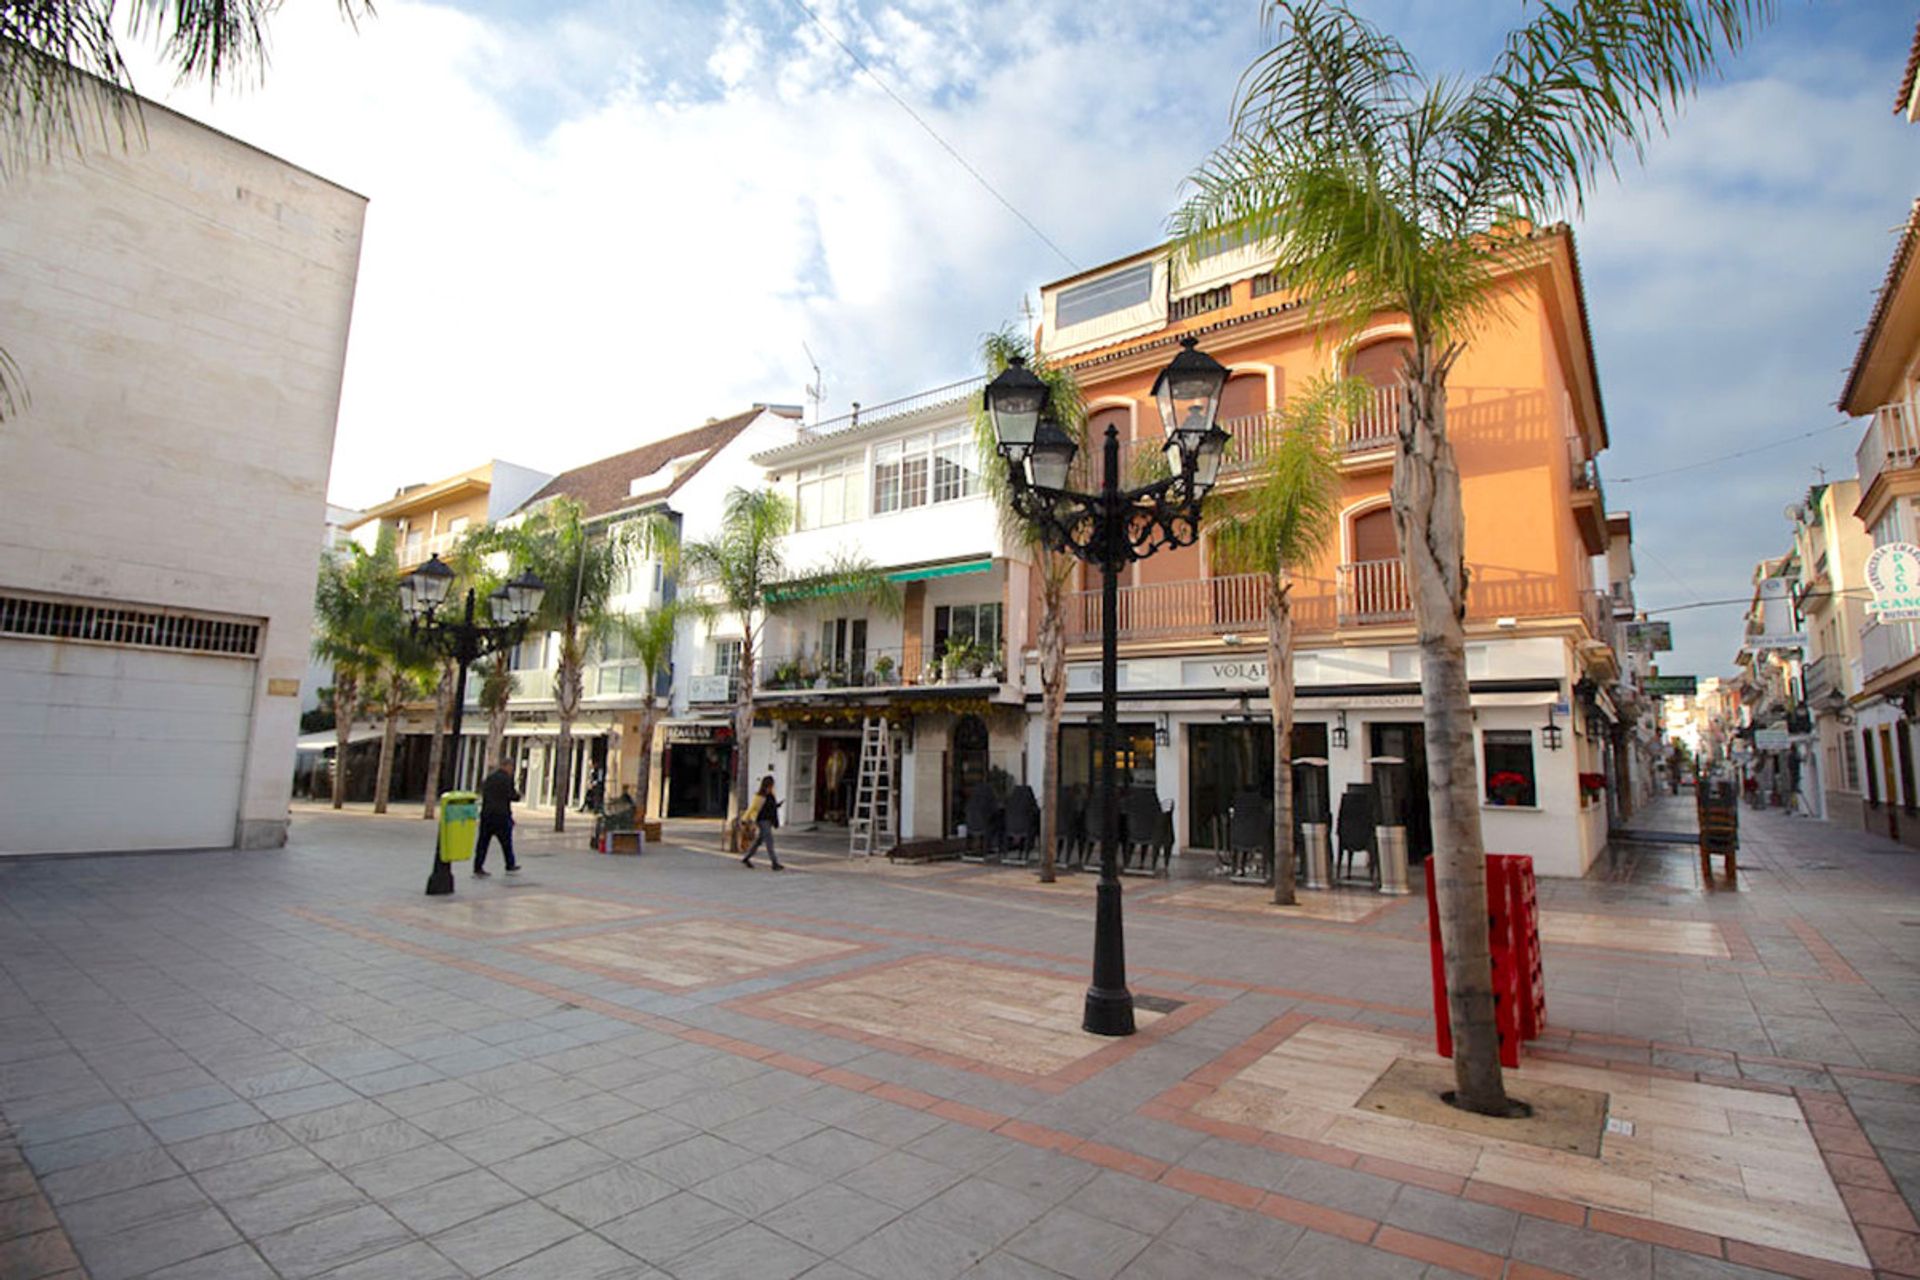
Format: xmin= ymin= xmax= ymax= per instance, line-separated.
xmin=1426 ymin=854 xmax=1544 ymax=1068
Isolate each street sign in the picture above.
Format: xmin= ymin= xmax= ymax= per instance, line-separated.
xmin=1866 ymin=542 xmax=1920 ymax=621
xmin=1754 ymin=727 xmax=1790 ymax=751
xmin=1625 ymin=621 xmax=1672 ymax=652
xmin=1645 ymin=675 xmax=1697 ymax=696
xmin=1745 ymin=632 xmax=1806 ymax=651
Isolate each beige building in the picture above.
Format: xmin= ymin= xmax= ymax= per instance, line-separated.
xmin=347 ymin=459 xmax=551 ymax=571
xmin=1792 ymin=481 xmax=1872 ymax=825
xmin=0 ymin=99 xmax=365 ymax=853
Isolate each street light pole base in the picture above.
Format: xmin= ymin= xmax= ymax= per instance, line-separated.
xmin=1082 ymin=986 xmax=1136 ymax=1037
xmin=425 ymin=845 xmax=454 ymax=896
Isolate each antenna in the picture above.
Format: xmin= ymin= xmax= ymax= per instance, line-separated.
xmin=801 ymin=342 xmax=825 ymax=429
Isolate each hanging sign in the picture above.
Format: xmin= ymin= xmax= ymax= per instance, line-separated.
xmin=1745 ymin=577 xmax=1805 ymax=650
xmin=1643 ymin=675 xmax=1698 ymax=696
xmin=1866 ymin=542 xmax=1920 ymax=621
xmin=1624 ymin=621 xmax=1672 ymax=652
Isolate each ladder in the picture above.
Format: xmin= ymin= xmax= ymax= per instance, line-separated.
xmin=849 ymin=716 xmax=894 ymax=857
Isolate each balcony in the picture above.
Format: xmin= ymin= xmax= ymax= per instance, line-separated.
xmin=685 ymin=672 xmax=738 ymax=705
xmin=1218 ymin=387 xmax=1400 ymax=474
xmin=1570 ymin=446 xmax=1607 ymax=555
xmin=1861 ymin=617 xmax=1920 ymax=685
xmin=1338 ymin=559 xmax=1412 ymax=626
xmin=756 ymin=641 xmax=1004 ymax=692
xmin=1063 ymin=572 xmax=1316 ymax=644
xmin=1856 ymin=401 xmax=1920 ymax=507
xmin=1803 ymin=652 xmax=1840 ymax=705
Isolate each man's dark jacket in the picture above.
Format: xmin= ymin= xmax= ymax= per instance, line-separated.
xmin=481 ymin=770 xmax=518 ymax=817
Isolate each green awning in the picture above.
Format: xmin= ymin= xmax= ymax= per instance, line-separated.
xmin=886 ymin=558 xmax=991 ymax=584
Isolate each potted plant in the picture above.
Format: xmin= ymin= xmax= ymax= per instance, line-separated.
xmin=1487 ymin=771 xmax=1529 ymax=807
xmin=772 ymin=660 xmax=800 ymax=689
xmin=873 ymin=653 xmax=896 ymax=685
xmin=1578 ymin=772 xmax=1607 ymax=806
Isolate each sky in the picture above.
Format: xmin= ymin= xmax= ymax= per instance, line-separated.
xmin=122 ymin=0 xmax=1918 ymax=680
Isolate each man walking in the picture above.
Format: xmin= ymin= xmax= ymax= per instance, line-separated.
xmin=475 ymin=759 xmax=520 ymax=877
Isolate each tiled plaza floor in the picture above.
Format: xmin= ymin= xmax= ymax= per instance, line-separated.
xmin=2 ymin=796 xmax=1919 ymax=1278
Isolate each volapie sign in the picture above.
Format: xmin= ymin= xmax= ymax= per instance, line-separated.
xmin=1866 ymin=542 xmax=1920 ymax=622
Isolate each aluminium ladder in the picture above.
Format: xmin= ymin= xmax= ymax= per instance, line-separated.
xmin=849 ymin=717 xmax=894 ymax=857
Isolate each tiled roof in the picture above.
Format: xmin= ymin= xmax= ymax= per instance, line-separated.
xmin=1839 ymin=197 xmax=1920 ymax=412
xmin=523 ymin=408 xmax=764 ymax=520
xmin=1899 ymin=19 xmax=1920 ymax=116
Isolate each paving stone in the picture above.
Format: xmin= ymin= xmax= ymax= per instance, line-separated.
xmin=1003 ymin=1205 xmax=1151 ymax=1280
xmin=774 ymin=1126 xmax=890 ymax=1179
xmin=639 ymin=1133 xmax=758 ymax=1187
xmin=914 ymin=1176 xmax=1051 ymax=1249
xmin=486 ymin=1231 xmax=664 ymax=1279
xmin=541 ymin=1161 xmax=678 ymax=1227
xmin=0 ymin=1225 xmax=82 ymax=1280
xmin=253 ymin=1082 xmax=362 ymax=1120
xmin=840 ymin=1214 xmax=992 ymax=1280
xmin=144 ymin=1243 xmax=277 ymax=1279
xmin=598 ymin=1190 xmax=744 ymax=1262
xmin=308 ymin=1118 xmax=434 ymax=1169
xmin=255 ymin=1203 xmax=413 ymax=1279
xmin=279 ymin=1100 xmax=397 ymax=1144
xmin=838 ymin=1147 xmax=967 ymax=1209
xmin=445 ymin=1113 xmax=567 ymax=1163
xmin=977 ymin=1145 xmax=1102 ymax=1205
xmin=1116 ymin=1238 xmax=1262 ymax=1280
xmin=0 ymin=1192 xmax=58 ymax=1242
xmin=1063 ymin=1171 xmax=1192 ymax=1235
xmin=56 ymin=1174 xmax=211 ymax=1240
xmin=693 ymin=1154 xmax=825 ymax=1216
xmin=1155 ymin=1197 xmax=1303 ymax=1274
xmin=1650 ymin=1245 xmax=1787 ymax=1278
xmin=303 ymin=1239 xmax=464 ymax=1279
xmin=493 ymin=1135 xmax=620 ymax=1196
xmin=588 ymin=1112 xmax=702 ymax=1161
xmin=37 ymin=1147 xmax=182 ymax=1205
xmin=387 ymin=1166 xmax=523 ymax=1235
xmin=666 ymin=1221 xmax=824 ymax=1280
xmin=1511 ymin=1216 xmax=1653 ymax=1280
xmin=1282 ymin=1229 xmax=1427 ymax=1279
xmin=222 ymin=1168 xmax=369 ymax=1236
xmin=74 ymin=1204 xmax=241 ymax=1280
xmin=23 ymin=1124 xmax=155 ymax=1175
xmin=167 ymin=1121 xmax=297 ymax=1173
xmin=1383 ymin=1184 xmax=1519 ymax=1254
xmin=194 ymin=1146 xmax=330 ymax=1202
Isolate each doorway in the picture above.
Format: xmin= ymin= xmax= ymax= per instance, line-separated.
xmin=813 ymin=735 xmax=860 ymax=825
xmin=1368 ymin=722 xmax=1432 ymax=862
xmin=665 ymin=742 xmax=732 ymax=817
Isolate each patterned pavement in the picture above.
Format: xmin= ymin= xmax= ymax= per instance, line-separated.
xmin=0 ymin=795 xmax=1917 ymax=1279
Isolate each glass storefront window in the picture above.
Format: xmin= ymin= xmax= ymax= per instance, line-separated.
xmin=1057 ymin=724 xmax=1157 ymax=836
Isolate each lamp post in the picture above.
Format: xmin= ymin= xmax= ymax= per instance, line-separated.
xmin=984 ymin=337 xmax=1229 ymax=1036
xmin=402 ymin=554 xmax=546 ymax=896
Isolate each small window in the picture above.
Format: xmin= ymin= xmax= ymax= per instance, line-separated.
xmin=796 ymin=455 xmax=863 ymax=529
xmin=1057 ymin=262 xmax=1154 ymax=328
xmin=1483 ymin=730 xmax=1537 ymax=806
xmin=448 ymin=516 xmax=469 ymax=535
xmin=932 ymin=427 xmax=980 ymax=503
xmin=1843 ymin=730 xmax=1861 ymax=792
xmin=873 ymin=442 xmax=904 ymax=515
xmin=873 ymin=437 xmax=932 ymax=514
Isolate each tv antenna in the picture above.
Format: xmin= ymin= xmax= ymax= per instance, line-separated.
xmin=802 ymin=342 xmax=826 ymax=429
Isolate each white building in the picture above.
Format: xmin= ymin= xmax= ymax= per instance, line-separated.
xmin=713 ymin=384 xmax=1024 ymax=841
xmin=0 ymin=99 xmax=366 ymax=854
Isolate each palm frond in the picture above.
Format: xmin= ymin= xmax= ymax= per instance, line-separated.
xmin=1439 ymin=0 xmax=1773 ymax=224
xmin=1209 ymin=376 xmax=1348 ymax=583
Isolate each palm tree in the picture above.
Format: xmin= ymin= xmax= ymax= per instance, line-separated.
xmin=311 ymin=531 xmax=395 ymax=809
xmin=477 ymin=498 xmax=645 ymax=833
xmin=973 ymin=330 xmax=1084 ymax=883
xmin=1208 ymin=379 xmax=1352 ymax=906
xmin=1173 ymin=0 xmax=1771 ymax=1113
xmin=680 ymin=488 xmax=900 ymax=835
xmin=601 ymin=601 xmax=691 ymax=817
xmin=476 ymin=656 xmax=514 ymax=771
xmin=368 ymin=628 xmax=432 ymax=814
xmin=1 ymin=0 xmax=372 ymax=420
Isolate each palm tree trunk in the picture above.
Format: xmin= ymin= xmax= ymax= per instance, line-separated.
xmin=1393 ymin=364 xmax=1509 ymax=1116
xmin=636 ymin=694 xmax=657 ymax=817
xmin=331 ymin=672 xmax=355 ymax=809
xmin=1268 ymin=582 xmax=1297 ymax=906
xmin=422 ymin=662 xmax=453 ymax=818
xmin=552 ymin=635 xmax=584 ymax=833
xmin=372 ymin=690 xmax=399 ymax=814
xmin=1037 ymin=558 xmax=1068 ymax=883
xmin=730 ymin=637 xmax=758 ymax=848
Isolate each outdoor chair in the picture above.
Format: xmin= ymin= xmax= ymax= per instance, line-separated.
xmin=963 ymin=788 xmax=1002 ymax=862
xmin=1227 ymin=791 xmax=1273 ymax=883
xmin=1002 ymin=786 xmax=1039 ymax=865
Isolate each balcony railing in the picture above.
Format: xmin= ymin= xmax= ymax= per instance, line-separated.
xmin=1580 ymin=589 xmax=1619 ymax=654
xmin=1218 ymin=388 xmax=1400 ymax=473
xmin=1338 ymin=559 xmax=1411 ymax=625
xmin=1803 ymin=652 xmax=1839 ymax=704
xmin=1063 ymin=572 xmax=1306 ymax=644
xmin=1857 ymin=401 xmax=1920 ymax=499
xmin=757 ymin=640 xmax=1005 ymax=691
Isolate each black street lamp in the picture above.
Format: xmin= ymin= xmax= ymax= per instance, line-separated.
xmin=984 ymin=337 xmax=1229 ymax=1036
xmin=402 ymin=554 xmax=546 ymax=896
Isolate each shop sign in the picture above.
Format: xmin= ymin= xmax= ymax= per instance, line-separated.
xmin=666 ymin=723 xmax=733 ymax=744
xmin=1643 ymin=675 xmax=1697 ymax=696
xmin=1624 ymin=621 xmax=1672 ymax=652
xmin=1181 ymin=657 xmax=1268 ymax=688
xmin=1753 ymin=726 xmax=1790 ymax=751
xmin=1744 ymin=631 xmax=1806 ymax=652
xmin=1866 ymin=542 xmax=1920 ymax=621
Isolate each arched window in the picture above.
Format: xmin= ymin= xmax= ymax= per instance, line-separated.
xmin=1220 ymin=372 xmax=1268 ymax=426
xmin=1345 ymin=339 xmax=1411 ymax=450
xmin=1349 ymin=338 xmax=1412 ymax=389
xmin=1351 ymin=506 xmax=1397 ymax=562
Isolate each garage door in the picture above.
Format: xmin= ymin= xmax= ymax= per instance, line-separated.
xmin=0 ymin=595 xmax=259 ymax=855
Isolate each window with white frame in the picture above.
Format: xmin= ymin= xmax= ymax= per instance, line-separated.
xmin=1057 ymin=262 xmax=1154 ymax=328
xmin=796 ymin=455 xmax=864 ymax=529
xmin=934 ymin=603 xmax=1002 ymax=660
xmin=875 ymin=432 xmax=978 ymax=515
xmin=932 ymin=427 xmax=981 ymax=503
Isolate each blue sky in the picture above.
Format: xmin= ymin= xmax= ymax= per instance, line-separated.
xmin=137 ymin=0 xmax=1917 ymax=678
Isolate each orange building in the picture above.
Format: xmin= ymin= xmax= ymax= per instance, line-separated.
xmin=1026 ymin=226 xmax=1628 ymax=877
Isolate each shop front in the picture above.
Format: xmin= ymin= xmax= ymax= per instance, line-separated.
xmin=660 ymin=721 xmax=734 ymax=818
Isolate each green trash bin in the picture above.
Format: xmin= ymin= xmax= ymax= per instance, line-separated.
xmin=437 ymin=792 xmax=479 ymax=863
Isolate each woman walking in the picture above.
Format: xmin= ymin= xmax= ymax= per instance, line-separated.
xmin=742 ymin=775 xmax=784 ymax=871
